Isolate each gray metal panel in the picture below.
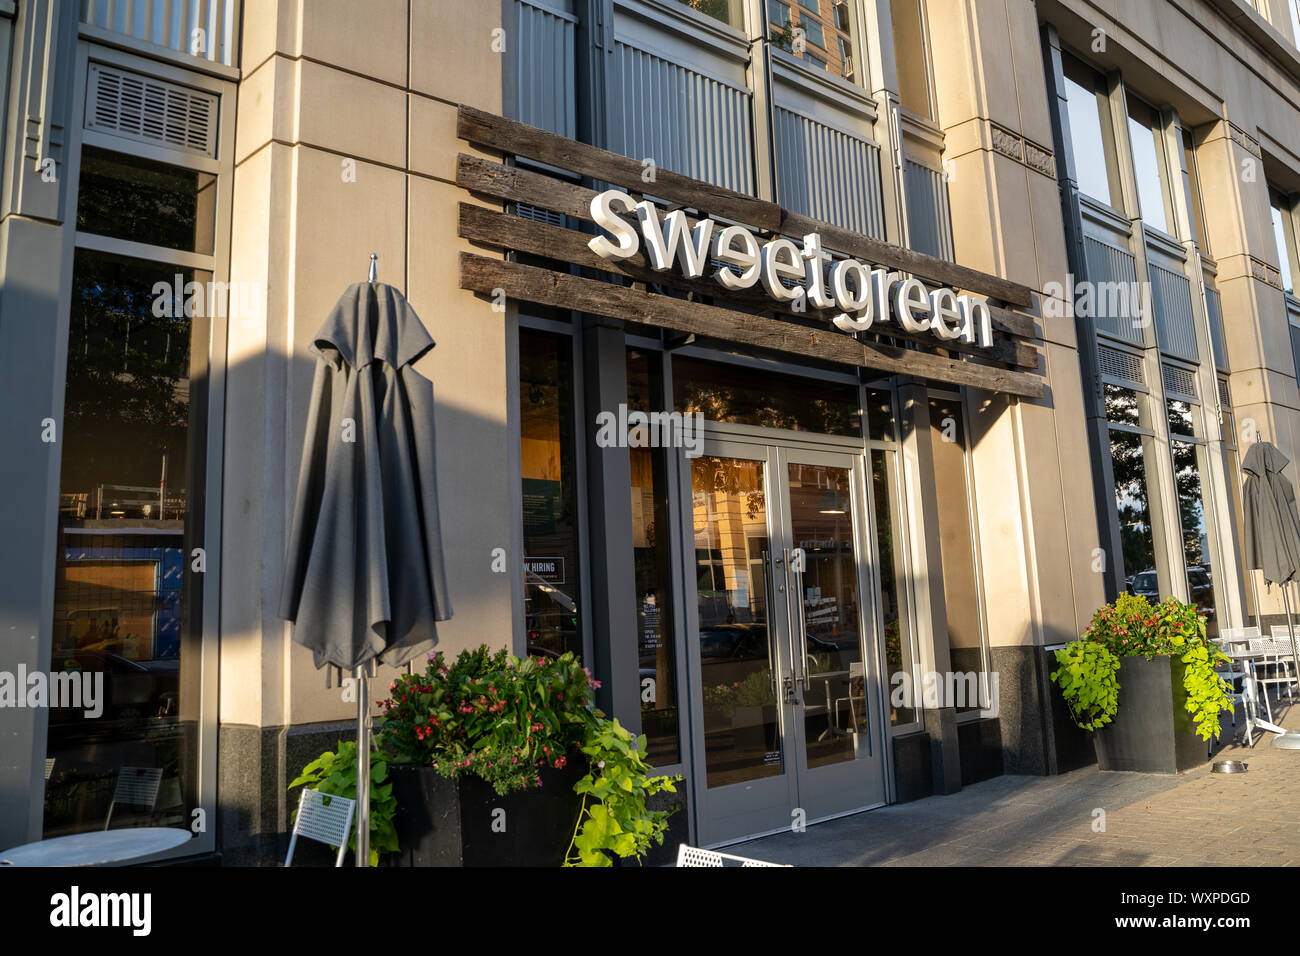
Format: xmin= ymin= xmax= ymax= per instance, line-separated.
xmin=610 ymin=39 xmax=753 ymax=194
xmin=903 ymin=158 xmax=953 ymax=260
xmin=80 ymin=0 xmax=238 ymax=66
xmin=1291 ymin=324 xmax=1300 ymax=385
xmin=1205 ymin=287 xmax=1228 ymax=371
xmin=512 ymin=0 xmax=577 ymax=137
xmin=773 ymin=107 xmax=885 ymax=239
xmin=1148 ymin=262 xmax=1198 ymax=363
xmin=1082 ymin=236 xmax=1144 ymax=347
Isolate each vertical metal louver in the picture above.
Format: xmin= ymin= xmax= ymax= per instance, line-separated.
xmin=85 ymin=63 xmax=218 ymax=157
xmin=1217 ymin=377 xmax=1231 ymax=408
xmin=1097 ymin=343 xmax=1145 ymax=386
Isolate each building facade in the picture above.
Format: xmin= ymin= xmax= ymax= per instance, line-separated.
xmin=1 ymin=0 xmax=1298 ymax=862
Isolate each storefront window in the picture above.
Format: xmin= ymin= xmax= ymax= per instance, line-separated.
xmin=871 ymin=449 xmax=914 ymax=725
xmin=45 ymin=249 xmax=208 ymax=836
xmin=674 ymin=355 xmax=861 ymax=436
xmin=929 ymin=393 xmax=987 ymax=713
xmin=519 ymin=329 xmax=584 ymax=658
xmin=627 ymin=349 xmax=681 ymax=766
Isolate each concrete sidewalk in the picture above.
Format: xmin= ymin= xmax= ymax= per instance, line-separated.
xmin=729 ymin=706 xmax=1300 ymax=867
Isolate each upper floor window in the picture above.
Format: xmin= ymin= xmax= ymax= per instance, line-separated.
xmin=1289 ymin=0 xmax=1300 ymax=48
xmin=1181 ymin=129 xmax=1209 ymax=253
xmin=890 ymin=0 xmax=932 ymax=119
xmin=1061 ymin=54 xmax=1122 ymax=209
xmin=772 ymin=0 xmax=855 ymax=80
xmin=1270 ymin=187 xmax=1298 ymax=295
xmin=678 ymin=0 xmax=742 ymax=26
xmin=1126 ymin=95 xmax=1174 ymax=235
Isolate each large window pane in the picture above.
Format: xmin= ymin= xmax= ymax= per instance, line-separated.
xmin=76 ymin=147 xmax=216 ymax=255
xmin=929 ymin=395 xmax=986 ymax=712
xmin=45 ymin=249 xmax=207 ymax=836
xmin=677 ymin=0 xmax=742 ymax=25
xmin=1172 ymin=439 xmax=1218 ymax=636
xmin=1062 ymin=56 xmax=1119 ymax=208
xmin=1271 ymin=192 xmax=1295 ymax=294
xmin=890 ymin=0 xmax=931 ymax=118
xmin=1111 ymin=428 xmax=1160 ymax=596
xmin=627 ymin=349 xmax=681 ymax=766
xmin=1127 ymin=97 xmax=1171 ymax=234
xmin=520 ymin=329 xmax=583 ymax=658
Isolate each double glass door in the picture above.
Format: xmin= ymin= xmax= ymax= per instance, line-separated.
xmin=685 ymin=438 xmax=886 ymax=845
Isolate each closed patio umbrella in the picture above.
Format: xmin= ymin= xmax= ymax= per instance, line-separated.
xmin=1241 ymin=439 xmax=1300 ymax=745
xmin=279 ymin=259 xmax=452 ymax=864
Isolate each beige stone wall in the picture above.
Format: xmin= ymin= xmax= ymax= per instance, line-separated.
xmin=927 ymin=0 xmax=1108 ymax=646
xmin=221 ymin=1 xmax=518 ymax=729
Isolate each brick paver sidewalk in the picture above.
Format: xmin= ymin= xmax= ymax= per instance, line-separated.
xmin=730 ymin=706 xmax=1300 ymax=866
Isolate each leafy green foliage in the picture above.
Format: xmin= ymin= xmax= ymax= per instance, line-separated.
xmin=1051 ymin=641 xmax=1121 ymax=731
xmin=288 ymin=740 xmax=397 ymax=866
xmin=564 ymin=717 xmax=680 ymax=868
xmin=1059 ymin=594 xmax=1233 ymax=739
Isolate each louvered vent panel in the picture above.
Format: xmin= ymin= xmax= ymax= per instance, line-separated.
xmin=1162 ymin=364 xmax=1198 ymax=401
xmin=1218 ymin=377 xmax=1231 ymax=408
xmin=1097 ymin=344 xmax=1144 ymax=385
xmin=86 ymin=64 xmax=218 ymax=158
xmin=514 ymin=203 xmax=566 ymax=228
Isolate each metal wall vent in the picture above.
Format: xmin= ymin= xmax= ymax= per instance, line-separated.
xmin=1217 ymin=377 xmax=1232 ymax=408
xmin=85 ymin=63 xmax=218 ymax=158
xmin=514 ymin=203 xmax=565 ymax=228
xmin=1097 ymin=344 xmax=1144 ymax=386
xmin=1162 ymin=363 xmax=1199 ymax=401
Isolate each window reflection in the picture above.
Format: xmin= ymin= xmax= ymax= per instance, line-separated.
xmin=674 ymin=356 xmax=861 ymax=436
xmin=890 ymin=0 xmax=932 ymax=117
xmin=45 ymin=249 xmax=206 ymax=836
xmin=1110 ymin=429 xmax=1159 ymax=597
xmin=1062 ymin=55 xmax=1121 ymax=209
xmin=627 ymin=349 xmax=681 ymax=766
xmin=1127 ymin=96 xmax=1171 ymax=234
xmin=770 ymin=0 xmax=857 ymax=81
xmin=1172 ymin=438 xmax=1217 ymax=635
xmin=871 ymin=450 xmax=913 ymax=725
xmin=678 ymin=0 xmax=742 ymax=26
xmin=691 ymin=457 xmax=782 ymax=788
xmin=520 ymin=329 xmax=583 ymax=658
xmin=77 ymin=146 xmax=216 ymax=255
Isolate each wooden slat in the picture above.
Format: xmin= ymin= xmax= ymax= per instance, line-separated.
xmin=460 ymin=253 xmax=1044 ymax=399
xmin=458 ymin=202 xmax=1039 ymax=370
xmin=457 ymin=155 xmax=1040 ymax=342
xmin=457 ymin=106 xmax=1036 ymax=308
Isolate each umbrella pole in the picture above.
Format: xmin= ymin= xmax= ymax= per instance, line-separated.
xmin=356 ymin=664 xmax=370 ymax=868
xmin=1286 ymin=584 xmax=1300 ymax=703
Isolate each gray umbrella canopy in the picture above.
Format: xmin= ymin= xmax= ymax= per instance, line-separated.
xmin=279 ymin=280 xmax=453 ymax=669
xmin=1242 ymin=441 xmax=1300 ymax=587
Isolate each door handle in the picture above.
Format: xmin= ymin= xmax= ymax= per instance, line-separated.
xmin=782 ymin=548 xmax=800 ymax=704
xmin=790 ymin=556 xmax=807 ymax=687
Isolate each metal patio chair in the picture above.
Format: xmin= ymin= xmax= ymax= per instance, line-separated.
xmin=104 ymin=766 xmax=163 ymax=830
xmin=676 ymin=844 xmax=790 ymax=867
xmin=285 ymin=788 xmax=356 ymax=867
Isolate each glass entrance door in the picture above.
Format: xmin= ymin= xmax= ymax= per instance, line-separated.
xmin=684 ymin=439 xmax=886 ymax=846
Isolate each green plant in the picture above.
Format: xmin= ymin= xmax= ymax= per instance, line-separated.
xmin=1051 ymin=641 xmax=1121 ymax=731
xmin=288 ymin=740 xmax=397 ymax=866
xmin=702 ymin=668 xmax=775 ymax=714
xmin=564 ymin=717 xmax=680 ymax=867
xmin=1056 ymin=594 xmax=1233 ymax=740
xmin=377 ymin=648 xmax=596 ymax=796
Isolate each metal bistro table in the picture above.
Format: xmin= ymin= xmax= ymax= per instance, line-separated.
xmin=1222 ymin=648 xmax=1291 ymax=744
xmin=0 ymin=828 xmax=192 ymax=867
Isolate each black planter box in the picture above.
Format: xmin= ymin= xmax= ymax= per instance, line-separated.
xmin=1093 ymin=654 xmax=1209 ymax=773
xmin=387 ymin=760 xmax=585 ymax=867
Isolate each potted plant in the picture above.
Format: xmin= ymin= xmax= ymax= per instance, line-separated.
xmin=729 ymin=669 xmax=777 ymax=753
xmin=1051 ymin=594 xmax=1233 ymax=773
xmin=290 ymin=645 xmax=679 ymax=866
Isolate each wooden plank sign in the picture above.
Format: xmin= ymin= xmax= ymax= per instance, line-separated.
xmin=455 ymin=105 xmax=1044 ymax=399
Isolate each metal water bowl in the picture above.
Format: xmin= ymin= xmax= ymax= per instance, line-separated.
xmin=1212 ymin=760 xmax=1248 ymax=774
